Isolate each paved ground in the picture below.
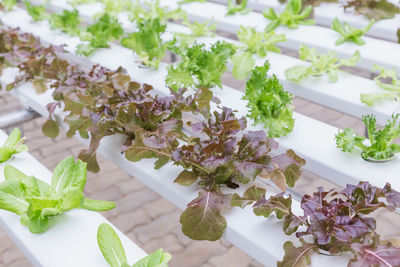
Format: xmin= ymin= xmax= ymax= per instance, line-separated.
xmin=0 ymin=57 xmax=399 ymax=267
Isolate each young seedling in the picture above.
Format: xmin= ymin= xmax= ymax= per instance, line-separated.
xmin=226 ymin=0 xmax=251 ymax=16
xmin=360 ymin=64 xmax=400 ymax=106
xmin=77 ymin=13 xmax=124 ymax=56
xmin=0 ymin=128 xmax=27 ymax=163
xmin=97 ymin=223 xmax=171 ymax=267
xmin=335 ymin=114 xmax=400 ymax=161
xmin=232 ymin=26 xmax=286 ymax=79
xmin=24 ymin=1 xmax=48 ymax=21
xmin=243 ymin=61 xmax=295 ymax=137
xmin=263 ymin=0 xmax=315 ymax=32
xmin=234 ymin=181 xmax=400 ymax=266
xmin=121 ymin=18 xmax=169 ymax=69
xmin=0 ymin=156 xmax=115 ymax=233
xmin=166 ymin=41 xmax=235 ymax=91
xmin=343 ymin=0 xmax=400 ymax=21
xmin=49 ymin=9 xmax=82 ymax=36
xmin=331 ymin=18 xmax=375 ymax=45
xmin=284 ymin=44 xmax=361 ymax=83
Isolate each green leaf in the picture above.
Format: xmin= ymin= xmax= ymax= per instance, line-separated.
xmin=244 ymin=61 xmax=295 ymax=137
xmin=173 ymin=170 xmax=198 ymax=186
xmin=0 ymin=180 xmax=29 ymax=215
xmin=166 ymin=41 xmax=235 ymax=90
xmin=232 ymin=51 xmax=255 ymax=80
xmin=97 ymin=223 xmax=127 ymax=267
xmin=0 ymin=148 xmax=15 ymax=164
xmin=335 ymin=128 xmax=365 ymax=153
xmin=4 ymin=165 xmax=28 ymax=181
xmin=42 ymin=118 xmax=60 ymax=139
xmin=360 ymin=92 xmax=397 ymax=107
xmin=81 ymin=198 xmax=116 ymax=211
xmin=133 ymin=248 xmax=171 ymax=267
xmin=26 ymin=213 xmax=49 ymax=234
xmin=121 ymin=18 xmax=167 ymax=69
xmin=285 ymin=45 xmax=360 ymax=83
xmin=49 ymin=9 xmax=81 ymax=36
xmin=263 ymin=0 xmax=315 ymax=31
xmin=59 ymin=189 xmax=84 ymax=211
xmin=51 ymin=157 xmax=87 ymax=193
xmin=180 ymin=190 xmax=231 ymax=241
xmin=2 ymin=0 xmax=16 ymax=10
xmin=24 ymin=1 xmax=47 ymax=21
xmin=226 ymin=0 xmax=251 ymax=16
xmin=284 ymin=65 xmax=310 ymax=82
xmin=336 ymin=114 xmax=400 ymax=160
xmin=4 ymin=128 xmax=21 ymax=148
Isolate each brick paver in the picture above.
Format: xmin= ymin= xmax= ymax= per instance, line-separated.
xmin=0 ymin=66 xmax=396 ymax=267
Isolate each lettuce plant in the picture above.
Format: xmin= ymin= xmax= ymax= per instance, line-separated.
xmin=284 ymin=44 xmax=361 ymax=83
xmin=234 ymin=181 xmax=400 ymax=266
xmin=243 ymin=61 xmax=295 ymax=137
xmin=24 ymin=1 xmax=47 ymax=22
xmin=263 ymin=0 xmax=315 ymax=32
xmin=336 ymin=114 xmax=400 ymax=161
xmin=226 ymin=0 xmax=251 ymax=16
xmin=343 ymin=0 xmax=400 ymax=20
xmin=0 ymin=128 xmax=27 ymax=163
xmin=360 ymin=65 xmax=400 ymax=106
xmin=331 ymin=18 xmax=374 ymax=45
xmin=0 ymin=27 xmax=66 ymax=93
xmin=166 ymin=41 xmax=235 ymax=91
xmin=1 ymin=0 xmax=16 ymax=10
xmin=0 ymin=157 xmax=115 ymax=233
xmin=77 ymin=13 xmax=124 ymax=56
xmin=173 ymin=107 xmax=305 ymax=240
xmin=121 ymin=18 xmax=169 ymax=69
xmin=49 ymin=65 xmax=197 ymax=172
xmin=232 ymin=26 xmax=286 ymax=79
xmin=49 ymin=9 xmax=82 ymax=36
xmin=97 ymin=223 xmax=171 ymax=267
xmin=0 ymin=27 xmax=307 ymax=244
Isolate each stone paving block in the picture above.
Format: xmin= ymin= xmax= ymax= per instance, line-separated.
xmin=87 ymin=185 xmax=122 ymax=202
xmin=168 ymin=240 xmax=226 ymax=267
xmin=84 ymin=170 xmax=128 ymax=195
xmin=111 ymin=209 xmax=151 ymax=233
xmin=1 ymin=248 xmax=26 ymax=265
xmin=134 ymin=211 xmax=181 ymax=244
xmin=142 ymin=234 xmax=183 ymax=254
xmin=7 ymin=260 xmax=32 ymax=267
xmin=116 ymin=178 xmax=146 ymax=195
xmin=142 ymin=198 xmax=176 ymax=219
xmin=208 ymin=246 xmax=253 ymax=267
xmin=107 ymin=189 xmax=159 ymax=217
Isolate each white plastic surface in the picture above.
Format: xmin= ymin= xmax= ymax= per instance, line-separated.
xmin=2 ymin=8 xmax=400 ymax=200
xmin=212 ymin=0 xmax=400 ymax=42
xmin=1 ymin=88 xmax=352 ymax=267
xmin=14 ymin=2 xmax=400 ymax=127
xmin=163 ymin=0 xmax=400 ymax=71
xmin=0 ymin=131 xmax=147 ymax=267
xmin=0 ymin=6 xmax=393 ymax=266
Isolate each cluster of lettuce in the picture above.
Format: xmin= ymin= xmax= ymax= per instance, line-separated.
xmin=233 ymin=181 xmax=400 ymax=266
xmin=8 ymin=0 xmax=299 ymax=138
xmin=0 ymin=27 xmax=305 ymax=242
xmin=0 ymin=132 xmax=170 ymax=266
